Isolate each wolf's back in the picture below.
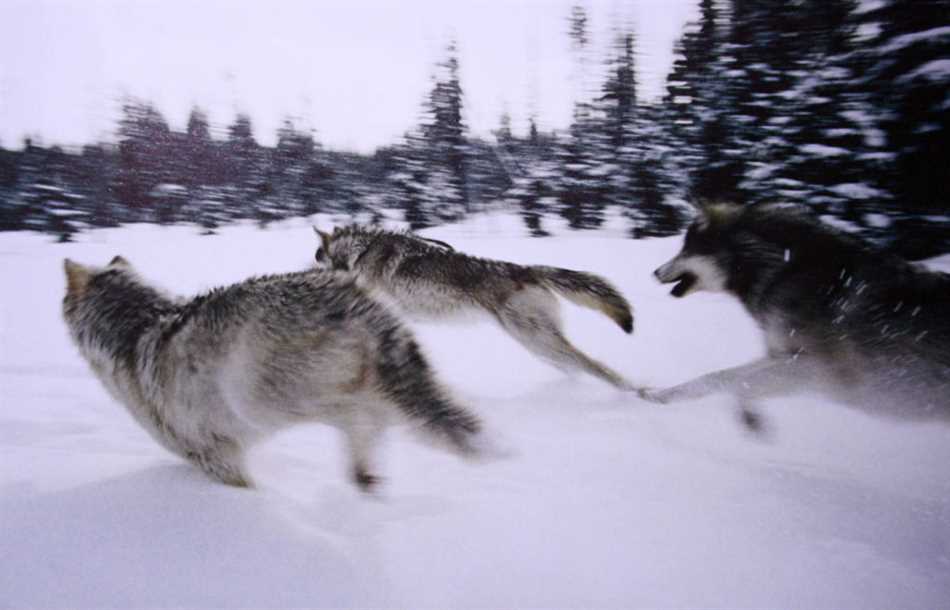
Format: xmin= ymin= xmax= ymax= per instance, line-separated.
xmin=533 ymin=266 xmax=634 ymax=333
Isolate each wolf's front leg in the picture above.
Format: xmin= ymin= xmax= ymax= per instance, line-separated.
xmin=641 ymin=356 xmax=815 ymax=432
xmin=640 ymin=358 xmax=783 ymax=404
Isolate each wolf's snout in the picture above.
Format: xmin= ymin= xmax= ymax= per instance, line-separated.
xmin=654 ymin=259 xmax=678 ymax=283
xmin=654 ymin=256 xmax=697 ymax=297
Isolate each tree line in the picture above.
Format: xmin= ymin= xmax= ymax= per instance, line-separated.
xmin=0 ymin=0 xmax=946 ymax=258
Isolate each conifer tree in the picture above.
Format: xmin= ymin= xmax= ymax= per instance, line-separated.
xmin=859 ymin=0 xmax=950 ymax=256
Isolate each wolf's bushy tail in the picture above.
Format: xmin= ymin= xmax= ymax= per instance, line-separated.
xmin=374 ymin=329 xmax=485 ymax=457
xmin=534 ymin=266 xmax=634 ymax=333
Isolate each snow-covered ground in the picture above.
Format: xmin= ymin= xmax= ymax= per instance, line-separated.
xmin=2 ymin=213 xmax=949 ymax=608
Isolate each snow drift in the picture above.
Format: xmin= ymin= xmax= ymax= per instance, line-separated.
xmin=1 ymin=213 xmax=948 ymax=608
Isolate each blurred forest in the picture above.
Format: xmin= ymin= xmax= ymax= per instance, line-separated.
xmin=1 ymin=0 xmax=947 ymax=258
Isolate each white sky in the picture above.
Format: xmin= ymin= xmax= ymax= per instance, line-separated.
xmin=0 ymin=0 xmax=697 ymax=153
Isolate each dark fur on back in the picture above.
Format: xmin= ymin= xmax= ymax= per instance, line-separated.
xmin=331 ymin=225 xmax=536 ymax=291
xmin=319 ymin=224 xmax=633 ymax=331
xmin=699 ymin=204 xmax=949 ymax=361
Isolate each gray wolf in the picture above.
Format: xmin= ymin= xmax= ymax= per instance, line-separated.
xmin=62 ymin=256 xmax=489 ymax=490
xmin=647 ymin=202 xmax=950 ymax=429
xmin=314 ymin=225 xmax=636 ymax=390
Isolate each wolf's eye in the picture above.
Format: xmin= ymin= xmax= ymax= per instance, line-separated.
xmin=683 ymin=228 xmax=698 ymax=248
xmin=684 ymin=227 xmax=715 ymax=254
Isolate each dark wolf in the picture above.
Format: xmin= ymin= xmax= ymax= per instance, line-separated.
xmin=314 ymin=225 xmax=636 ymax=390
xmin=62 ymin=256 xmax=490 ymax=490
xmin=647 ymin=202 xmax=950 ymax=428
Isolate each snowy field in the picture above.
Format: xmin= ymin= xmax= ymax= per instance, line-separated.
xmin=2 ymin=212 xmax=949 ymax=608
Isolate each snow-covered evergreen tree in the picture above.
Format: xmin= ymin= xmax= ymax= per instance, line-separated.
xmin=116 ymin=99 xmax=176 ymax=219
xmin=387 ymin=41 xmax=470 ymax=228
xmin=669 ymin=0 xmax=747 ymax=203
xmin=224 ymin=113 xmax=271 ymax=225
xmin=664 ymin=0 xmax=722 ymax=201
xmin=858 ymin=0 xmax=950 ymax=257
xmin=387 ymin=129 xmax=432 ymax=230
xmin=600 ymin=29 xmax=639 ymax=209
xmin=771 ymin=0 xmax=883 ymax=226
xmin=271 ymin=118 xmax=316 ymax=218
xmin=628 ymin=102 xmax=687 ymax=237
xmin=499 ymin=119 xmax=559 ymax=237
xmin=557 ymin=4 xmax=608 ymax=230
xmin=420 ymin=41 xmax=469 ymax=221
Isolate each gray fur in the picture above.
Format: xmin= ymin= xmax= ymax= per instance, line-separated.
xmin=647 ymin=202 xmax=950 ymax=429
xmin=62 ymin=257 xmax=487 ymax=490
xmin=315 ymin=225 xmax=636 ymax=390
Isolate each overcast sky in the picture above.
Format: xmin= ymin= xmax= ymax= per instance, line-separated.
xmin=0 ymin=0 xmax=697 ymax=153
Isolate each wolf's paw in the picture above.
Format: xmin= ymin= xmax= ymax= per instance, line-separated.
xmin=614 ymin=379 xmax=642 ymax=393
xmin=194 ymin=450 xmax=252 ymax=488
xmin=464 ymin=427 xmax=518 ymax=462
xmin=637 ymin=387 xmax=671 ymax=404
xmin=738 ymin=407 xmax=770 ymax=438
xmin=354 ymin=470 xmax=383 ymax=493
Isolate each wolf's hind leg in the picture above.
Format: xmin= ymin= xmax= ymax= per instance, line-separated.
xmin=373 ymin=336 xmax=485 ymax=458
xmin=496 ymin=306 xmax=634 ymax=390
xmin=341 ymin=414 xmax=386 ymax=492
xmin=189 ymin=436 xmax=251 ymax=487
xmin=737 ymin=397 xmax=767 ymax=434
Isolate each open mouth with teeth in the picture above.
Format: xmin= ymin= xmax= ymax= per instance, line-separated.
xmin=667 ymin=272 xmax=697 ymax=297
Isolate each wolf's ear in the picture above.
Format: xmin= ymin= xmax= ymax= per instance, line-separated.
xmin=691 ymin=198 xmax=739 ymax=212
xmin=687 ymin=198 xmax=716 ymax=230
xmin=686 ymin=196 xmax=711 ymax=211
xmin=313 ymin=226 xmax=333 ymax=251
xmin=64 ymin=259 xmax=91 ymax=295
xmin=696 ymin=201 xmax=740 ymax=230
xmin=705 ymin=202 xmax=741 ymax=220
xmin=109 ymin=255 xmax=130 ymax=268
